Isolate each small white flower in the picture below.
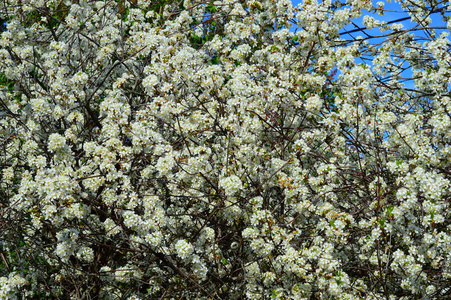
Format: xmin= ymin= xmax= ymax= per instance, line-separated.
xmin=175 ymin=239 xmax=194 ymax=259
xmin=305 ymin=94 xmax=323 ymax=112
xmin=77 ymin=247 xmax=94 ymax=262
xmin=48 ymin=133 xmax=66 ymax=151
xmin=219 ymin=175 xmax=243 ymax=196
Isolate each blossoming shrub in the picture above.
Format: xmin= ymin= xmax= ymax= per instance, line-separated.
xmin=1 ymin=0 xmax=451 ymax=298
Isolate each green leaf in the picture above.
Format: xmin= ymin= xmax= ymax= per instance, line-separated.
xmin=206 ymin=4 xmax=217 ymax=13
xmin=210 ymin=56 xmax=220 ymax=65
xmin=386 ymin=205 xmax=394 ymax=216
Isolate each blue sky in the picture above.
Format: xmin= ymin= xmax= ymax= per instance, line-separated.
xmin=290 ymin=0 xmax=450 ymax=90
xmin=290 ymin=0 xmax=448 ymax=37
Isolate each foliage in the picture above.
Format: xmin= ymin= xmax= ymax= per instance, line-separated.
xmin=1 ymin=0 xmax=451 ymax=298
